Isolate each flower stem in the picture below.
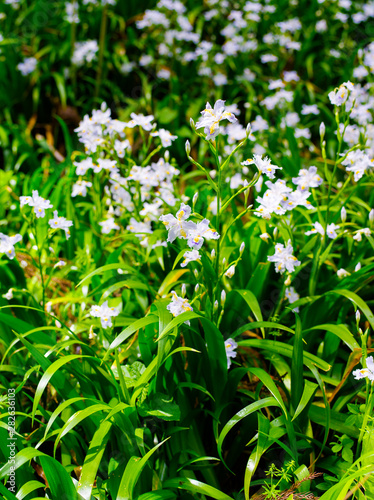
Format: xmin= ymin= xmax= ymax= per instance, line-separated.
xmin=95 ymin=6 xmax=108 ymax=98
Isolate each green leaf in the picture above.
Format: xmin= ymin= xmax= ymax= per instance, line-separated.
xmin=77 ymin=416 xmax=114 ymax=500
xmin=156 ymin=311 xmax=200 ymax=341
xmin=112 ymin=361 xmax=146 ymax=388
xmin=305 ymin=323 xmax=360 ymax=351
xmin=328 ymin=290 xmax=374 ymax=330
xmin=238 ymin=339 xmax=331 ymax=371
xmin=217 ymin=397 xmax=279 ymax=461
xmin=292 ymin=380 xmax=318 ymax=421
xmin=291 ymin=314 xmax=304 ymax=415
xmin=32 ymin=355 xmax=88 ymax=425
xmin=0 ymin=448 xmax=46 ymax=479
xmin=39 ymin=455 xmax=77 ymax=500
xmin=163 ymin=477 xmax=234 ymax=500
xmin=105 ymin=315 xmax=158 ymax=358
xmin=53 ymin=404 xmax=110 ymax=455
xmin=15 ymin=480 xmax=45 ymax=500
xmin=231 ymin=290 xmax=265 ymax=338
xmin=76 ymin=263 xmax=140 ymax=288
xmin=117 ymin=438 xmax=169 ymax=500
xmin=137 ymin=392 xmax=181 ymax=421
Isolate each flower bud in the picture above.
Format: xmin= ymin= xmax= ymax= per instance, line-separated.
xmin=213 ymin=300 xmax=219 ymax=312
xmin=190 ymin=118 xmax=195 ymax=130
xmin=222 ymin=257 xmax=226 ymax=266
xmin=246 ymin=123 xmax=252 ymax=137
xmin=319 ymin=122 xmax=325 ymax=141
xmin=195 ymin=283 xmax=200 ymax=293
xmin=211 ymin=249 xmax=215 ymax=259
xmin=193 ymin=192 xmax=198 ymax=205
xmin=164 ymin=150 xmax=170 ymax=161
xmin=285 ymin=275 xmax=291 ymax=286
xmin=240 ymin=242 xmax=245 ymax=254
xmin=273 ymin=227 xmax=278 ymax=239
xmin=260 ymin=232 xmax=270 ymax=242
xmin=221 ymin=290 xmax=226 ymax=306
xmin=341 ymin=206 xmax=347 ymax=223
xmin=225 ymin=265 xmax=235 ymax=278
xmin=356 ymin=310 xmax=361 ymax=323
xmin=355 ymin=262 xmax=361 ymax=272
xmin=369 ymin=209 xmax=374 ymax=224
xmin=193 ymin=268 xmax=199 ymax=278
xmin=181 ymin=283 xmax=186 ymax=297
xmin=185 ymin=140 xmax=191 ymax=155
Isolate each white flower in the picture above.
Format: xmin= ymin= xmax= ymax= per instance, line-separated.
xmin=301 ymin=104 xmax=320 ymax=115
xmin=225 ymin=338 xmax=238 ymax=368
xmin=71 ymin=180 xmax=92 ymax=197
xmin=181 ymin=249 xmax=201 ymax=267
xmin=337 ymin=268 xmax=350 ymax=278
xmin=292 ymin=166 xmax=323 ymax=190
xmin=3 ymin=288 xmax=13 ymax=300
xmin=90 ymin=300 xmax=119 ymax=329
xmin=151 ymin=129 xmax=178 ymax=147
xmin=224 ymin=265 xmax=236 ymax=278
xmin=54 ymin=260 xmax=66 ymax=268
xmin=126 ymin=113 xmax=155 ymax=131
xmin=167 ymin=291 xmax=193 ymax=317
xmin=186 ymin=219 xmax=220 ymax=250
xmin=283 ymin=189 xmax=314 ymax=211
xmin=305 ymin=222 xmax=339 ymax=239
xmin=241 ymin=155 xmax=281 ymax=179
xmin=114 ymin=139 xmax=130 ymax=158
xmin=285 ymin=287 xmax=300 ymax=312
xmin=74 ymin=157 xmax=94 ymax=175
xmin=17 ymin=57 xmax=37 ymax=76
xmin=99 ymin=217 xmax=120 ymax=234
xmin=48 ymin=211 xmax=74 ymax=239
xmin=0 ymin=233 xmax=22 ymax=259
xmin=268 ymin=240 xmax=300 ymax=274
xmin=72 ymin=40 xmax=99 ymax=66
xmin=20 ymin=190 xmax=53 ymax=218
xmin=196 ymin=100 xmax=237 ymax=140
xmin=353 ymin=356 xmax=374 ymax=381
xmin=159 ymin=203 xmax=195 ymax=243
xmin=328 ymin=81 xmax=354 ymax=106
xmin=353 ymin=228 xmax=371 ymax=241
xmin=341 ymin=150 xmax=372 ymax=182
xmin=126 ymin=218 xmax=152 ymax=239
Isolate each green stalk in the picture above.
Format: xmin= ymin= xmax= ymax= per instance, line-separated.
xmin=357 ymin=383 xmax=374 ymax=459
xmin=32 ymin=217 xmax=46 ymax=311
xmin=95 ymin=5 xmax=108 ymax=98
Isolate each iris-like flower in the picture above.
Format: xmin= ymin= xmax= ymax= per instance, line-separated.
xmin=353 ymin=356 xmax=374 ymax=381
xmin=225 ymin=338 xmax=238 ymax=368
xmin=48 ymin=211 xmax=74 ymax=239
xmin=186 ymin=219 xmax=220 ymax=250
xmin=181 ymin=249 xmax=201 ymax=267
xmin=292 ymin=166 xmax=323 ymax=191
xmin=159 ymin=203 xmax=195 ymax=242
xmin=241 ymin=154 xmax=281 ymax=179
xmin=99 ymin=217 xmax=120 ymax=234
xmin=305 ymin=222 xmax=339 ymax=239
xmin=0 ymin=233 xmax=22 ymax=260
xmin=20 ymin=190 xmax=53 ymax=218
xmin=268 ymin=240 xmax=300 ymax=274
xmin=328 ymin=81 xmax=354 ymax=106
xmin=167 ymin=291 xmax=193 ymax=317
xmin=196 ymin=100 xmax=237 ymax=140
xmin=126 ymin=113 xmax=155 ymax=131
xmin=151 ymin=129 xmax=178 ymax=148
xmin=90 ymin=301 xmax=119 ymax=329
